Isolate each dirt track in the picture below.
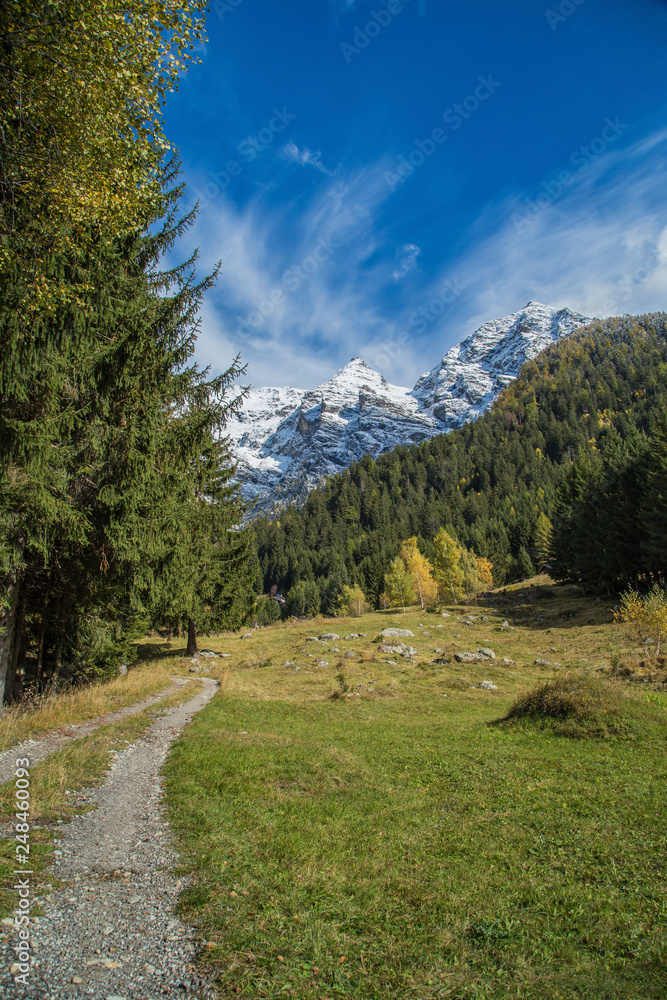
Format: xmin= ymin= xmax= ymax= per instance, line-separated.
xmin=0 ymin=677 xmax=219 ymax=999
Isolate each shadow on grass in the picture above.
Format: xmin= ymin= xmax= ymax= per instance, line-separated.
xmin=133 ymin=641 xmax=188 ymax=662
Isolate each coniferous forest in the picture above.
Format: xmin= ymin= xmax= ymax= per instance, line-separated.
xmin=0 ymin=3 xmax=255 ymax=703
xmin=252 ymin=313 xmax=667 ymax=610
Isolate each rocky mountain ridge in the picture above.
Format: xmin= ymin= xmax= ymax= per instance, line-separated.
xmin=227 ymin=301 xmax=593 ymax=512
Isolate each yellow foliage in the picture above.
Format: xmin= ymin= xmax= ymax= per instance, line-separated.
xmin=614 ymin=585 xmax=667 ymax=657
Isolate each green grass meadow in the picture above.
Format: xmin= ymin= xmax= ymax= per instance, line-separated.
xmin=162 ymin=586 xmax=667 ymax=999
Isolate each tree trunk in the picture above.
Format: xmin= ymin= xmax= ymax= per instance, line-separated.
xmin=186 ymin=618 xmax=198 ymax=657
xmin=4 ymin=598 xmax=26 ymax=705
xmin=0 ymin=571 xmax=21 ymax=706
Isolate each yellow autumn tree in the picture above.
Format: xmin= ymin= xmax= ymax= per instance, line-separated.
xmin=476 ymin=556 xmax=494 ymax=589
xmin=400 ymin=536 xmax=438 ymax=609
xmin=0 ymin=0 xmax=209 ymax=311
xmin=432 ymin=528 xmax=465 ymax=604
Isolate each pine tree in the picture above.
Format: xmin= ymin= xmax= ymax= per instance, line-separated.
xmin=533 ymin=513 xmax=553 ymax=569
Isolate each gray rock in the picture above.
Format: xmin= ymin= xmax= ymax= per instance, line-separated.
xmin=534 ymin=658 xmax=552 ymax=666
xmin=477 ymin=647 xmax=496 ymax=659
xmin=441 ymin=611 xmax=451 ymax=618
xmin=454 ymin=651 xmax=484 ymax=663
xmin=241 ymin=633 xmax=253 ymax=639
xmin=343 ymin=651 xmax=355 ymax=659
xmin=316 ymin=659 xmax=330 ymax=667
xmin=379 ymin=628 xmax=415 ymax=638
xmin=432 ymin=657 xmax=450 ymax=665
xmin=319 ymin=633 xmax=340 ymax=641
xmin=479 ymin=680 xmax=498 ymax=690
xmin=283 ymin=661 xmax=294 ymax=666
xmin=499 ymin=657 xmax=515 ymax=665
xmin=344 ymin=633 xmax=359 ymax=640
xmin=200 ymin=650 xmax=218 ymax=658
xmin=306 ymin=636 xmax=320 ymax=642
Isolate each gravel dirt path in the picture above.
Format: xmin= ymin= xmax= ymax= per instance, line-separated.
xmin=0 ymin=677 xmax=219 ymax=1000
xmin=0 ymin=679 xmax=192 ymax=786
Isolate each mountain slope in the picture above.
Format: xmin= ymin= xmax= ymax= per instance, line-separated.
xmin=251 ymin=312 xmax=667 ymax=603
xmin=227 ymin=302 xmax=592 ymax=511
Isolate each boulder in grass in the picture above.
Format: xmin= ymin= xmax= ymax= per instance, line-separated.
xmin=344 ymin=633 xmax=359 ymax=640
xmin=477 ymin=647 xmax=496 ymax=659
xmin=379 ymin=628 xmax=415 ymax=638
xmin=479 ymin=680 xmax=498 ymax=690
xmin=319 ymin=633 xmax=340 ymax=641
xmin=455 ymin=651 xmax=483 ymax=663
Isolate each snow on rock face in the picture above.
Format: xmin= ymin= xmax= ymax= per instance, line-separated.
xmin=228 ymin=303 xmax=592 ymax=513
xmin=411 ymin=301 xmax=591 ymax=429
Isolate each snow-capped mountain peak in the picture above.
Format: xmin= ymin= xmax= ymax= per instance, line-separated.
xmin=226 ymin=301 xmax=593 ymax=512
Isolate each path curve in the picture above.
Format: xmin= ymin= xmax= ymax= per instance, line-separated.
xmin=0 ymin=677 xmax=219 ymax=1000
xmin=0 ymin=678 xmax=192 ymax=786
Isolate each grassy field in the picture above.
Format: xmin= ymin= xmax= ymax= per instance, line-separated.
xmin=159 ymin=580 xmax=667 ymax=1000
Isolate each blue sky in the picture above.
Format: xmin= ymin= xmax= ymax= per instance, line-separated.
xmin=165 ymin=0 xmax=667 ymax=389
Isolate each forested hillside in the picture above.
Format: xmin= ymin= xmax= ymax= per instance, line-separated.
xmin=252 ymin=313 xmax=667 ymax=609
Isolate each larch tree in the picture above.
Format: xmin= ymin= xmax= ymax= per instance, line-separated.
xmin=385 ymin=557 xmax=414 ymax=614
xmin=400 ymin=536 xmax=438 ymax=609
xmin=432 ymin=528 xmax=465 ymax=605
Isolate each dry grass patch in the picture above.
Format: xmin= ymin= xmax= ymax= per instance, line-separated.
xmin=0 ymin=661 xmax=178 ymax=751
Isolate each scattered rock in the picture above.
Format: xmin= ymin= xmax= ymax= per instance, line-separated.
xmin=499 ymin=657 xmax=515 ymax=666
xmin=441 ymin=611 xmax=451 ymax=618
xmin=477 ymin=647 xmax=496 ymax=659
xmin=432 ymin=657 xmax=450 ymax=665
xmin=305 ymin=636 xmax=320 ymax=642
xmin=316 ymin=659 xmax=330 ymax=667
xmin=199 ymin=650 xmax=218 ymax=658
xmin=454 ymin=651 xmax=484 ymax=663
xmin=319 ymin=633 xmax=340 ymax=641
xmin=479 ymin=680 xmax=498 ymax=690
xmin=344 ymin=633 xmax=359 ymax=640
xmin=329 ymin=646 xmax=340 ymax=652
xmin=283 ymin=660 xmax=294 ymax=666
xmin=379 ymin=628 xmax=415 ymax=638
xmin=343 ymin=651 xmax=355 ymax=659
xmin=241 ymin=633 xmax=253 ymax=639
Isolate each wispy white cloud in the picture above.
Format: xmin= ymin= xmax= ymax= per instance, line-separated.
xmin=392 ymin=242 xmax=421 ymax=281
xmin=181 ymin=125 xmax=667 ymax=390
xmin=280 ymin=141 xmax=332 ymax=175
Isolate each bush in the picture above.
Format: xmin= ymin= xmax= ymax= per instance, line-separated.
xmin=499 ymin=673 xmax=625 ymax=736
xmin=614 ymin=584 xmax=667 ymax=657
